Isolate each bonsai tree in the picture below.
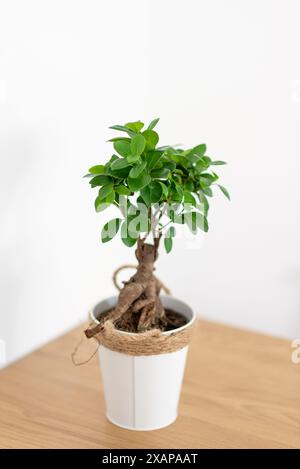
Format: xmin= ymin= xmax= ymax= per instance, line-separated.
xmin=84 ymin=118 xmax=229 ymax=338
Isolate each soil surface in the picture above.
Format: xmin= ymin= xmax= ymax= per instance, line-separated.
xmin=96 ymin=308 xmax=187 ymax=333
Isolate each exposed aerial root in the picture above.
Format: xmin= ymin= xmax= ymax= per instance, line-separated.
xmin=85 ymin=237 xmax=168 ymax=339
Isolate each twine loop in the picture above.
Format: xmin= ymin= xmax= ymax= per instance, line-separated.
xmin=87 ymin=317 xmax=195 ymax=356
xmin=72 ymin=265 xmax=194 ymax=364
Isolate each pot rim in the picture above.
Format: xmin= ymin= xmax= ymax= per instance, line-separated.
xmin=89 ymin=294 xmax=196 ymax=337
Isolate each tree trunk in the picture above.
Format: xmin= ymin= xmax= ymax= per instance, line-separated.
xmin=85 ymin=237 xmax=166 ymax=339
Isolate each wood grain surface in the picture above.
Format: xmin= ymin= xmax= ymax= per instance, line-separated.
xmin=0 ymin=320 xmax=299 ymax=449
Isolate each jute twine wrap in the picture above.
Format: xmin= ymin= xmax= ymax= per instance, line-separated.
xmin=89 ymin=317 xmax=196 ymax=356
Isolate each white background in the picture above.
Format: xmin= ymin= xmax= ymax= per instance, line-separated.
xmin=1 ymin=0 xmax=300 ymax=367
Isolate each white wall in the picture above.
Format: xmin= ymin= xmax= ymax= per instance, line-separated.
xmin=0 ymin=0 xmax=149 ymax=366
xmin=146 ymin=0 xmax=300 ymax=339
xmin=1 ymin=0 xmax=300 ymax=367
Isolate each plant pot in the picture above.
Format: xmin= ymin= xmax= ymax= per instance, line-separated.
xmin=90 ymin=295 xmax=196 ymax=431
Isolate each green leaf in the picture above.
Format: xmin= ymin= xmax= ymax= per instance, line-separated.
xmin=121 ymin=221 xmax=138 ymax=247
xmin=163 ymin=160 xmax=176 ymax=171
xmin=149 ymin=181 xmax=163 ymax=202
xmin=121 ymin=235 xmax=137 ymax=247
xmin=128 ymin=173 xmax=151 ymax=192
xmin=127 ymin=154 xmax=140 ymax=164
xmin=185 ymin=180 xmax=194 ymax=191
xmin=109 ymin=163 xmax=131 ymax=178
xmin=130 ymin=134 xmax=146 ymax=156
xmin=188 ymin=154 xmax=201 ymax=164
xmin=127 ymin=213 xmax=146 ymax=238
xmin=159 ymin=181 xmax=168 ymax=198
xmin=163 ymin=224 xmax=176 ymax=252
xmin=110 ymin=158 xmax=131 ymax=171
xmin=218 ymin=184 xmax=230 ymax=200
xmin=147 ymin=117 xmax=160 ymax=130
xmin=115 ymin=185 xmax=131 ymax=195
xmin=140 ymin=186 xmax=151 ymax=206
xmin=174 ymin=183 xmax=183 ymax=197
xmin=113 ymin=140 xmax=132 ymax=158
xmin=136 ymin=195 xmax=145 ymax=205
xmin=105 ymin=154 xmax=119 ymax=167
xmin=174 ymin=168 xmax=184 ymax=176
xmin=105 ymin=189 xmax=115 ymax=204
xmin=129 ymin=160 xmax=147 ymax=178
xmin=109 ymin=124 xmax=135 ymax=136
xmin=192 ymin=212 xmax=208 ymax=232
xmin=88 ymin=165 xmax=105 ymax=174
xmin=95 ymin=189 xmax=115 ymax=211
xmin=141 ymin=180 xmax=163 ymax=205
xmin=108 ymin=137 xmax=131 ymax=143
xmin=211 ymin=160 xmax=227 ymax=165
xmin=169 ymin=183 xmax=183 ymax=203
xmin=200 ymin=173 xmax=218 ymax=185
xmin=185 ymin=212 xmax=208 ymax=233
xmin=151 ymin=167 xmax=170 ymax=179
xmin=197 ymin=213 xmax=208 ymax=232
xmin=147 ymin=150 xmax=163 ymax=169
xmin=169 ymin=208 xmax=184 ymax=224
xmin=142 ymin=129 xmax=159 ymax=150
xmin=109 ymin=160 xmax=131 ymax=179
xmin=198 ymin=191 xmax=210 ymax=214
xmin=89 ymin=175 xmax=112 ymax=187
xmin=185 ymin=212 xmax=199 ymax=234
xmin=156 ymin=145 xmax=173 ymax=151
xmin=168 ymin=153 xmax=189 ymax=169
xmin=202 ymin=156 xmax=212 ymax=165
xmin=202 ymin=215 xmax=209 ymax=232
xmin=125 ymin=121 xmax=144 ymax=132
xmin=184 ymin=191 xmax=196 ymax=206
xmin=164 ymin=236 xmax=173 ymax=253
xmin=166 ymin=226 xmax=176 ymax=238
xmin=202 ymin=187 xmax=213 ymax=197
xmin=101 ymin=218 xmax=122 ymax=243
xmin=98 ymin=183 xmax=114 ymax=200
xmin=190 ymin=144 xmax=206 ymax=158
xmin=94 ymin=198 xmax=111 ymax=212
xmin=195 ymin=158 xmax=210 ymax=172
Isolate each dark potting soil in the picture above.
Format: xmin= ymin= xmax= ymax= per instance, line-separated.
xmin=96 ymin=308 xmax=187 ymax=333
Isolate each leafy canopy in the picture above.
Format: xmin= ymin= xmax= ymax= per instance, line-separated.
xmin=85 ymin=119 xmax=230 ymax=253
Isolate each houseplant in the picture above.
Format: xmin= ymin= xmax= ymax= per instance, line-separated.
xmin=84 ymin=118 xmax=229 ymax=430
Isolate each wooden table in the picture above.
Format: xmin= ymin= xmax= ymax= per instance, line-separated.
xmin=0 ymin=320 xmax=299 ymax=449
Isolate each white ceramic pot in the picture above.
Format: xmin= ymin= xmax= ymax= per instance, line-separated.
xmin=90 ymin=295 xmax=195 ymax=431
